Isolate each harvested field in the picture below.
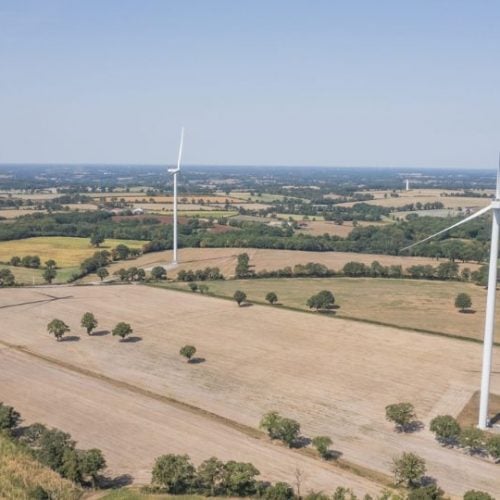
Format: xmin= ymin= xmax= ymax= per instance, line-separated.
xmin=0 ymin=286 xmax=499 ymax=497
xmin=163 ymin=277 xmax=494 ymax=341
xmin=0 ymin=236 xmax=145 ymax=268
xmin=102 ymin=247 xmax=479 ymax=281
xmin=295 ymin=220 xmax=387 ymax=238
xmin=338 ymin=189 xmax=491 ymax=210
xmin=0 ymin=208 xmax=49 ymax=218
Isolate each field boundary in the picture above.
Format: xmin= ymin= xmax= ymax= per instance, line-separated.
xmin=148 ymin=283 xmax=497 ymax=346
xmin=0 ymin=338 xmax=393 ymax=490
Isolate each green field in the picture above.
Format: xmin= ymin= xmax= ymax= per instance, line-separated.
xmin=161 ymin=277 xmax=493 ymax=341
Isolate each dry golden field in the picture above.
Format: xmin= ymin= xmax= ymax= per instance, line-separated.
xmin=295 ymin=220 xmax=387 ymax=237
xmin=165 ymin=277 xmax=494 ymax=341
xmin=103 ymin=247 xmax=479 ymax=280
xmin=0 ymin=236 xmax=145 ymax=268
xmin=0 ymin=285 xmax=498 ymax=497
xmin=338 ymin=189 xmax=491 ymax=210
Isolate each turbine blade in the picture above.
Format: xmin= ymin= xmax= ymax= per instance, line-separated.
xmin=401 ymin=204 xmax=492 ymax=251
xmin=177 ymin=127 xmax=184 ymax=171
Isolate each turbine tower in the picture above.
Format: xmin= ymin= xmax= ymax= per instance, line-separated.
xmin=168 ymin=127 xmax=184 ymax=265
xmin=401 ymin=158 xmax=500 ymax=429
xmin=405 ymin=179 xmax=410 ymax=191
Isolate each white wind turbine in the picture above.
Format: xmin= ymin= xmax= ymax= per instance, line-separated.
xmin=402 ymin=161 xmax=500 ymax=429
xmin=168 ymin=127 xmax=184 ymax=265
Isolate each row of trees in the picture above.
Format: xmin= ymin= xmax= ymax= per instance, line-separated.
xmin=0 ymin=402 xmax=106 ymax=487
xmin=259 ymin=412 xmax=333 ymax=460
xmin=47 ymin=314 xmax=133 ymax=342
xmin=429 ymin=415 xmax=500 ymax=460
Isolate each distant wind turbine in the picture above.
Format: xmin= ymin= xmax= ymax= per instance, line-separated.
xmin=168 ymin=127 xmax=184 ymax=265
xmin=401 ymin=158 xmax=500 ymax=429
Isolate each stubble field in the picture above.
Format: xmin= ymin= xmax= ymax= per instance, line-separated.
xmin=103 ymin=247 xmax=478 ymax=280
xmin=0 ymin=285 xmax=498 ymax=498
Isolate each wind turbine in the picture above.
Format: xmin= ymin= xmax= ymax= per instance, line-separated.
xmin=168 ymin=127 xmax=184 ymax=265
xmin=401 ymin=160 xmax=500 ymax=429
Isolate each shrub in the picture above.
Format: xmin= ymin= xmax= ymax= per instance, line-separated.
xmin=455 ymin=293 xmax=472 ymax=312
xmin=429 ymin=415 xmax=461 ymax=445
xmin=311 ymin=436 xmax=333 ymax=459
xmin=459 ymin=427 xmax=485 ymax=454
xmin=234 ymin=290 xmax=247 ymax=306
xmin=385 ymin=402 xmax=417 ymax=432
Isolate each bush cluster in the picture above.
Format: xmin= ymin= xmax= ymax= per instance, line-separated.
xmin=0 ymin=402 xmax=106 ymax=487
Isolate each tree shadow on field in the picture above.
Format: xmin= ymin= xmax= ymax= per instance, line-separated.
xmin=326 ymin=449 xmax=343 ymax=460
xmin=91 ymin=330 xmax=110 ymax=337
xmin=189 ymin=357 xmax=206 ymax=364
xmin=240 ymin=302 xmax=253 ymax=308
xmin=98 ymin=473 xmax=133 ymax=489
xmin=459 ymin=309 xmax=476 ymax=314
xmin=318 ymin=309 xmax=337 ymax=315
xmin=124 ymin=336 xmax=142 ymax=343
xmin=62 ymin=336 xmax=80 ymax=342
xmin=292 ymin=436 xmax=311 ymax=448
xmin=397 ymin=420 xmax=424 ymax=433
xmin=420 ymin=475 xmax=438 ymax=487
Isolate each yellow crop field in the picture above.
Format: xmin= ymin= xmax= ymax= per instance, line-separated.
xmin=0 ymin=237 xmax=145 ymax=268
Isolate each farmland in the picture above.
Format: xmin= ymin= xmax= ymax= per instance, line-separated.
xmin=0 ymin=285 xmax=498 ymax=497
xmin=102 ymin=247 xmax=479 ymax=281
xmin=0 ymin=236 xmax=145 ymax=267
xmin=162 ymin=277 xmax=494 ymax=341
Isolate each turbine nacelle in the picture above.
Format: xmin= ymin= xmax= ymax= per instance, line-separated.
xmin=168 ymin=167 xmax=180 ymax=174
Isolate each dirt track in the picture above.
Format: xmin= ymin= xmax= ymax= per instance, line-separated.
xmin=0 ymin=286 xmax=499 ymax=498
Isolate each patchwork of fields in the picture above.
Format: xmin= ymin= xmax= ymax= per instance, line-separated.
xmin=0 ymin=285 xmax=498 ymax=497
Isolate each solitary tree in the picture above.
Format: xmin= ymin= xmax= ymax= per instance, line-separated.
xmin=235 ymin=253 xmax=251 ymax=278
xmin=112 ymin=322 xmax=133 ymax=341
xmin=385 ymin=402 xmax=417 ymax=432
xmin=189 ymin=282 xmax=198 ymax=292
xmin=96 ymin=267 xmax=109 ymax=281
xmin=45 ymin=259 xmax=57 ymax=269
xmin=265 ymin=292 xmax=278 ymax=305
xmin=90 ymin=232 xmax=105 ymax=248
xmin=311 ymin=436 xmax=333 ymax=459
xmin=180 ymin=345 xmax=197 ymax=362
xmin=0 ymin=269 xmax=15 ymax=287
xmin=307 ymin=290 xmax=335 ymax=311
xmin=455 ymin=292 xmax=472 ymax=312
xmin=43 ymin=266 xmax=57 ymax=284
xmin=429 ymin=415 xmax=461 ymax=446
xmin=47 ymin=319 xmax=70 ymax=341
xmin=233 ymin=290 xmax=247 ymax=306
xmin=81 ymin=312 xmax=98 ymax=335
xmin=151 ymin=266 xmax=167 ymax=280
xmin=392 ymin=452 xmax=426 ymax=488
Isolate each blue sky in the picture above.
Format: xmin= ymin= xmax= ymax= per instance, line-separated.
xmin=1 ymin=1 xmax=499 ymax=167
